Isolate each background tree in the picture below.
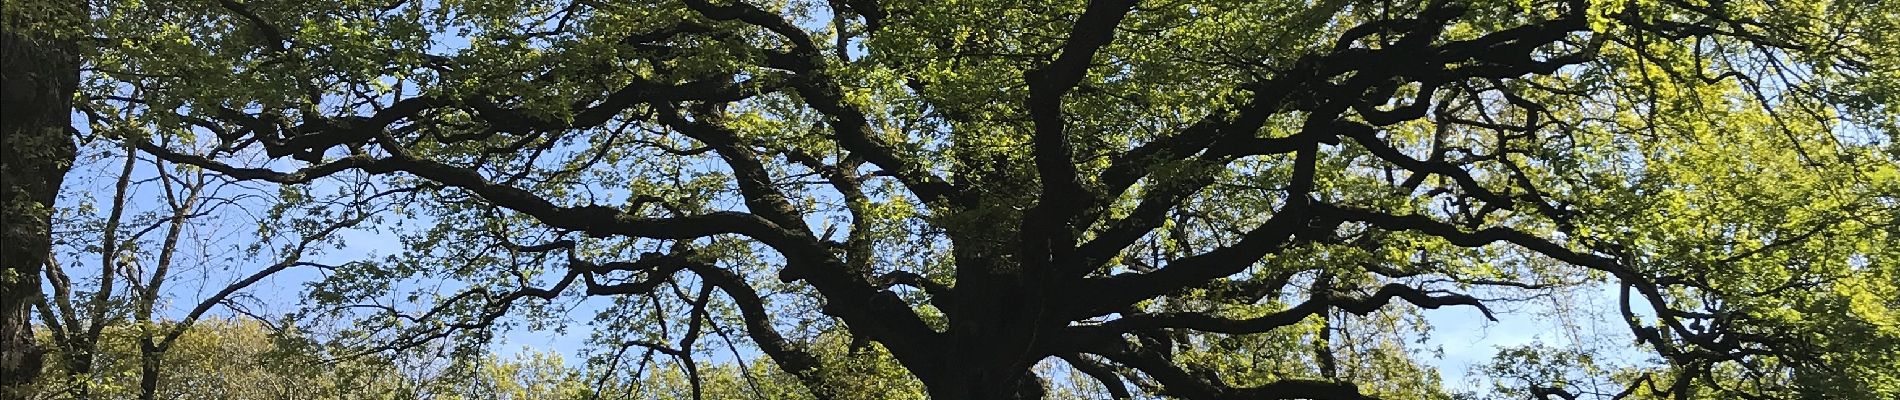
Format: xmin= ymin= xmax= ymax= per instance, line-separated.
xmin=44 ymin=0 xmax=1900 ymax=399
xmin=2 ymin=0 xmax=83 ymax=396
xmin=28 ymin=133 xmax=377 ymax=400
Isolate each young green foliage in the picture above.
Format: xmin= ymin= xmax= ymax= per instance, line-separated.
xmin=53 ymin=0 xmax=1900 ymax=398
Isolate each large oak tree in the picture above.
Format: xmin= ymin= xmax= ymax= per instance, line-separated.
xmin=44 ymin=0 xmax=1900 ymax=398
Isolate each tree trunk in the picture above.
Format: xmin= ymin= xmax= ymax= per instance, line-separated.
xmin=931 ymin=230 xmax=1051 ymax=400
xmin=137 ymin=349 xmax=160 ymax=400
xmin=1 ymin=2 xmax=81 ymax=397
xmin=934 ymin=281 xmax=1048 ymax=400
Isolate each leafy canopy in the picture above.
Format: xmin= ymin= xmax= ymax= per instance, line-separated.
xmin=69 ymin=0 xmax=1900 ymax=398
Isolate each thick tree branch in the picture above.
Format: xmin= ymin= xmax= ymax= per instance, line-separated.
xmin=1311 ymin=203 xmax=1626 ymax=276
xmin=685 ymin=262 xmax=838 ymax=400
xmin=1071 ymin=142 xmax=1318 ymax=318
xmin=1021 ymin=0 xmax=1141 ymax=274
xmin=1059 ymin=353 xmax=1133 ymax=399
xmin=1095 ymin=282 xmax=1494 ymax=334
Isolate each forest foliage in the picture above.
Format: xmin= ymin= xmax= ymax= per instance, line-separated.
xmin=4 ymin=0 xmax=1899 ymax=399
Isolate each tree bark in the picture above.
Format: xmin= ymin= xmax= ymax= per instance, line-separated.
xmin=1 ymin=2 xmax=81 ymax=397
xmin=929 ymin=229 xmax=1052 ymax=400
xmin=935 ymin=276 xmax=1049 ymax=400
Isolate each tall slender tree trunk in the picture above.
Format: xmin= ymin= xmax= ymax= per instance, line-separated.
xmin=0 ymin=1 xmax=82 ymax=397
